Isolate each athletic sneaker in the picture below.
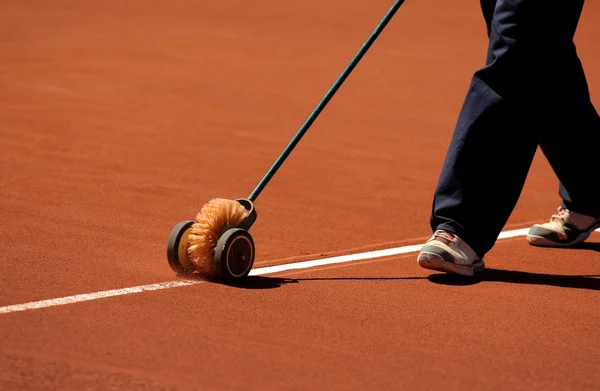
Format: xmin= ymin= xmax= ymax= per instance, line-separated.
xmin=526 ymin=207 xmax=600 ymax=247
xmin=417 ymin=230 xmax=485 ymax=276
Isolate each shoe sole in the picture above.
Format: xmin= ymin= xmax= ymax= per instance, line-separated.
xmin=417 ymin=251 xmax=485 ymax=277
xmin=526 ymin=221 xmax=600 ymax=248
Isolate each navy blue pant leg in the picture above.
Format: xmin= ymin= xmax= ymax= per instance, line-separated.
xmin=429 ymin=0 xmax=596 ymax=257
xmin=532 ymin=2 xmax=600 ymax=217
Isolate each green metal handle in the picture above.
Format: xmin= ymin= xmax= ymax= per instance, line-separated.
xmin=248 ymin=0 xmax=406 ymax=202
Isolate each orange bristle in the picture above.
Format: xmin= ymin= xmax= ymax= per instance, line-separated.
xmin=187 ymin=198 xmax=250 ymax=277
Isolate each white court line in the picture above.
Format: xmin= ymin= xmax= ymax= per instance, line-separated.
xmin=248 ymin=228 xmax=530 ymax=276
xmin=0 ymin=227 xmax=583 ymax=315
xmin=0 ymin=281 xmax=202 ymax=315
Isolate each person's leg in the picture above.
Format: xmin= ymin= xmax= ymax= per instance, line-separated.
xmin=427 ymin=0 xmax=539 ymax=260
xmin=525 ymin=0 xmax=600 ymax=247
xmin=416 ymin=0 xmax=508 ymax=277
xmin=419 ymin=0 xmax=598 ymax=274
xmin=479 ymin=0 xmax=496 ymax=37
xmin=536 ymin=1 xmax=600 ymax=218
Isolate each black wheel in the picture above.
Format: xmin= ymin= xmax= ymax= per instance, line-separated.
xmin=166 ymin=220 xmax=195 ymax=274
xmin=214 ymin=228 xmax=255 ymax=282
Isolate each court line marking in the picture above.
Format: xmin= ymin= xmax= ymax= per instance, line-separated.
xmin=0 ymin=227 xmax=588 ymax=315
xmin=248 ymin=228 xmax=530 ymax=276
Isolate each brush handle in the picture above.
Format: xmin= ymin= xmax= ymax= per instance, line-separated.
xmin=248 ymin=0 xmax=406 ymax=202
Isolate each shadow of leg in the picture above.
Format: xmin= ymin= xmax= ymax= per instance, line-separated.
xmin=428 ymin=268 xmax=600 ymax=290
xmin=569 ymin=241 xmax=600 ymax=252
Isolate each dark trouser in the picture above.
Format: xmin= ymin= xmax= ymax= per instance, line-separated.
xmin=430 ymin=0 xmax=600 ymax=257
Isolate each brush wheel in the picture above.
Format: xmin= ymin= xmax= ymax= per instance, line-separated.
xmin=214 ymin=228 xmax=255 ymax=282
xmin=166 ymin=220 xmax=195 ymax=274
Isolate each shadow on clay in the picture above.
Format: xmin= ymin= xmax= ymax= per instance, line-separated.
xmin=428 ymin=268 xmax=600 ymax=291
xmin=238 ymin=272 xmax=600 ymax=291
xmin=225 ymin=275 xmax=427 ymax=290
xmin=181 ymin=242 xmax=600 ymax=290
xmin=568 ymin=241 xmax=600 ymax=252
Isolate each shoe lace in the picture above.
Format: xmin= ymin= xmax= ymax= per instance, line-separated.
xmin=551 ymin=207 xmax=570 ymax=223
xmin=433 ymin=230 xmax=457 ymax=243
xmin=550 ymin=207 xmax=598 ymax=230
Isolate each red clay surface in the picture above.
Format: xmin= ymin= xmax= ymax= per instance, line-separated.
xmin=1 ymin=0 xmax=599 ymax=390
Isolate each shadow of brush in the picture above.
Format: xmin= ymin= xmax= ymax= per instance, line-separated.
xmin=427 ymin=268 xmax=600 ymax=291
xmin=224 ymin=275 xmax=300 ymax=289
xmin=174 ymin=273 xmax=299 ymax=289
xmin=225 ymin=275 xmax=427 ymax=289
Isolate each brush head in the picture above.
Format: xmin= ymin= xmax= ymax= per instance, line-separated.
xmin=187 ymin=198 xmax=251 ymax=277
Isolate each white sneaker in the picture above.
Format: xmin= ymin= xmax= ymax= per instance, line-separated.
xmin=526 ymin=207 xmax=600 ymax=247
xmin=417 ymin=230 xmax=484 ymax=276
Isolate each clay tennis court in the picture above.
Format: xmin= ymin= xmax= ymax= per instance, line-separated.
xmin=1 ymin=0 xmax=599 ymax=389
